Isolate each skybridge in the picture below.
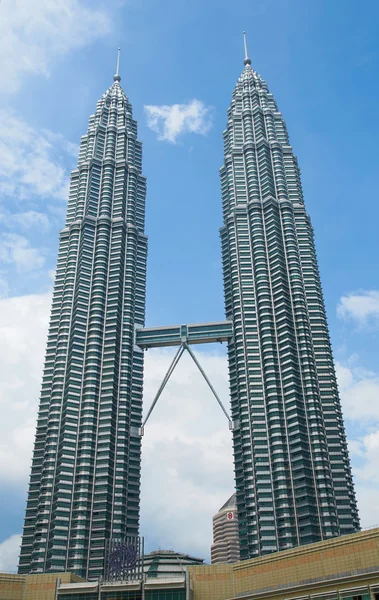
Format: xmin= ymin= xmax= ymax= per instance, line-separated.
xmin=136 ymin=320 xmax=233 ymax=349
xmin=135 ymin=320 xmax=234 ymax=434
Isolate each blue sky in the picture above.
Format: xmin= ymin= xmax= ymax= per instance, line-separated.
xmin=0 ymin=0 xmax=378 ymax=570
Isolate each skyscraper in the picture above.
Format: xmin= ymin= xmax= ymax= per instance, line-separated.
xmin=220 ymin=36 xmax=359 ymax=560
xmin=211 ymin=494 xmax=240 ymax=564
xmin=18 ymin=35 xmax=361 ymax=579
xmin=18 ymin=60 xmax=147 ymax=580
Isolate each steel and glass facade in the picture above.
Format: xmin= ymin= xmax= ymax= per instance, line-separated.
xmin=18 ymin=73 xmax=147 ymax=579
xmin=18 ymin=45 xmax=360 ymax=578
xmin=221 ymin=55 xmax=359 ymax=559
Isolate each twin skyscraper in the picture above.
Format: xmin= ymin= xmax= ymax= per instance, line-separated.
xmin=18 ymin=38 xmax=359 ymax=580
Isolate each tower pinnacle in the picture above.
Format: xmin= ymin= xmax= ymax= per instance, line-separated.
xmin=114 ymin=47 xmax=121 ymax=82
xmin=243 ymin=31 xmax=251 ymax=66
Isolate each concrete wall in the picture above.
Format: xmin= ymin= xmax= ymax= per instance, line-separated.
xmin=0 ymin=572 xmax=83 ymax=600
xmin=188 ymin=528 xmax=379 ymax=600
xmin=233 ymin=528 xmax=379 ymax=596
xmin=0 ymin=574 xmax=24 ymax=600
xmin=187 ymin=563 xmax=233 ymax=600
xmin=3 ymin=530 xmax=379 ymax=600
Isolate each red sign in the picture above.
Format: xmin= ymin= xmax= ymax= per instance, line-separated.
xmin=227 ymin=512 xmax=234 ymax=520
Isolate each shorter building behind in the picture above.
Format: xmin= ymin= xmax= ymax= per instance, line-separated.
xmin=211 ymin=493 xmax=240 ymax=564
xmin=143 ymin=549 xmax=204 ymax=579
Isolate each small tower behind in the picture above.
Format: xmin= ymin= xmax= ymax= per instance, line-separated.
xmin=211 ymin=494 xmax=240 ymax=564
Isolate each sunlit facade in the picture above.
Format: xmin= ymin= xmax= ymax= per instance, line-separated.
xmin=220 ymin=47 xmax=359 ymax=559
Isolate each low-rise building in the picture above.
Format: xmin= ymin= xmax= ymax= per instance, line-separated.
xmin=58 ymin=549 xmax=203 ymax=600
xmin=189 ymin=527 xmax=379 ymax=600
xmin=3 ymin=529 xmax=379 ymax=600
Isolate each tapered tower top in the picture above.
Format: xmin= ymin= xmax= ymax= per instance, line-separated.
xmin=243 ymin=31 xmax=251 ymax=66
xmin=114 ymin=47 xmax=121 ymax=82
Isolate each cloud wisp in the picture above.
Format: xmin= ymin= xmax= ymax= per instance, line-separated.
xmin=0 ymin=234 xmax=47 ymax=273
xmin=0 ymin=0 xmax=111 ymax=95
xmin=336 ymin=361 xmax=379 ymax=423
xmin=145 ymin=100 xmax=213 ymax=143
xmin=141 ymin=348 xmax=233 ymax=558
xmin=336 ymin=359 xmax=379 ymax=527
xmin=0 ymin=210 xmax=51 ymax=233
xmin=0 ymin=293 xmax=51 ymax=488
xmin=0 ymin=109 xmax=77 ymax=202
xmin=337 ymin=290 xmax=379 ymax=328
xmin=0 ymin=534 xmax=22 ymax=572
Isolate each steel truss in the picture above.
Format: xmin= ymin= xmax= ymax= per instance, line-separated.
xmin=139 ymin=342 xmax=233 ymax=435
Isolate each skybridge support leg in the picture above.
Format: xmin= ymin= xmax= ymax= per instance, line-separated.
xmin=183 ymin=343 xmax=234 ymax=431
xmin=140 ymin=342 xmax=234 ymax=436
xmin=140 ymin=344 xmax=185 ymax=435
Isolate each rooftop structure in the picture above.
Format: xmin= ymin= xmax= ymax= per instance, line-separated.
xmin=143 ymin=549 xmax=204 ymax=578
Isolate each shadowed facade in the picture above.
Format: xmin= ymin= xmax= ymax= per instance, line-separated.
xmin=19 ymin=64 xmax=147 ymax=580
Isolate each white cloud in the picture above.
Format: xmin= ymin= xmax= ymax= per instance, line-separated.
xmin=336 ymin=361 xmax=379 ymax=423
xmin=0 ymin=234 xmax=46 ymax=272
xmin=0 ymin=292 xmax=233 ymax=560
xmin=355 ymin=486 xmax=379 ymax=529
xmin=12 ymin=211 xmax=51 ymax=231
xmin=0 ymin=293 xmax=51 ymax=488
xmin=144 ymin=100 xmax=213 ymax=143
xmin=141 ymin=349 xmax=233 ymax=558
xmin=337 ymin=290 xmax=379 ymax=327
xmin=42 ymin=130 xmax=80 ymax=160
xmin=0 ymin=0 xmax=111 ymax=95
xmin=0 ymin=109 xmax=75 ymax=201
xmin=0 ymin=274 xmax=8 ymax=298
xmin=337 ymin=360 xmax=379 ymax=528
xmin=0 ymin=534 xmax=22 ymax=572
xmin=353 ymin=431 xmax=379 ymax=482
xmin=347 ymin=432 xmax=379 ymax=528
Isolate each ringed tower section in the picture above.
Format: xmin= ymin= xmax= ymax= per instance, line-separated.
xmin=19 ymin=54 xmax=147 ymax=580
xmin=220 ymin=35 xmax=359 ymax=560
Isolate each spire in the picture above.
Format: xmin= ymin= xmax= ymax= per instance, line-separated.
xmin=243 ymin=31 xmax=251 ymax=66
xmin=114 ymin=47 xmax=121 ymax=82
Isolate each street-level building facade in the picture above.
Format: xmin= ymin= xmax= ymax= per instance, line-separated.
xmin=187 ymin=526 xmax=379 ymax=600
xmin=4 ymin=528 xmax=379 ymax=600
